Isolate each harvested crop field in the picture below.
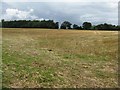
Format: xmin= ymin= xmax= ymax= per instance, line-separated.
xmin=2 ymin=28 xmax=119 ymax=88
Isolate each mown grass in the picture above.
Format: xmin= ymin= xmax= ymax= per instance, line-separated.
xmin=2 ymin=28 xmax=118 ymax=88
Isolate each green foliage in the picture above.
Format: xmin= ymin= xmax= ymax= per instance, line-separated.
xmin=73 ymin=24 xmax=79 ymax=29
xmin=60 ymin=21 xmax=72 ymax=29
xmin=2 ymin=19 xmax=59 ymax=29
xmin=95 ymin=23 xmax=119 ymax=30
xmin=73 ymin=24 xmax=83 ymax=30
xmin=1 ymin=19 xmax=119 ymax=30
xmin=82 ymin=22 xmax=92 ymax=30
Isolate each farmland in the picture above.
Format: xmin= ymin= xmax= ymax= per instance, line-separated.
xmin=2 ymin=28 xmax=118 ymax=88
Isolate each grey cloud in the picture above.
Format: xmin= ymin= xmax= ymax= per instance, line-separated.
xmin=2 ymin=2 xmax=118 ymax=25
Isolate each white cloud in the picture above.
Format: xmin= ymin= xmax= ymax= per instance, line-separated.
xmin=1 ymin=2 xmax=118 ymax=25
xmin=2 ymin=8 xmax=38 ymax=20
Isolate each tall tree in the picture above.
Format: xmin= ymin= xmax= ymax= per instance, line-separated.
xmin=82 ymin=22 xmax=92 ymax=30
xmin=60 ymin=21 xmax=72 ymax=29
xmin=55 ymin=22 xmax=59 ymax=29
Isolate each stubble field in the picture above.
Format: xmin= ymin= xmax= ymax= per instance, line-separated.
xmin=2 ymin=28 xmax=118 ymax=88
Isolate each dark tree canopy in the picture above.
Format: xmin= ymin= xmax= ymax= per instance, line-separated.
xmin=82 ymin=22 xmax=92 ymax=30
xmin=60 ymin=21 xmax=72 ymax=29
xmin=2 ymin=19 xmax=59 ymax=29
xmin=95 ymin=23 xmax=118 ymax=30
xmin=73 ymin=24 xmax=79 ymax=29
xmin=1 ymin=19 xmax=119 ymax=31
xmin=73 ymin=24 xmax=83 ymax=30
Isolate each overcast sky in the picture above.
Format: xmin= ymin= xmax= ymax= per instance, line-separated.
xmin=1 ymin=0 xmax=119 ymax=25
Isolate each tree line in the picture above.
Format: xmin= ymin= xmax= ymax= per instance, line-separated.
xmin=1 ymin=19 xmax=59 ymax=29
xmin=1 ymin=19 xmax=120 ymax=30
